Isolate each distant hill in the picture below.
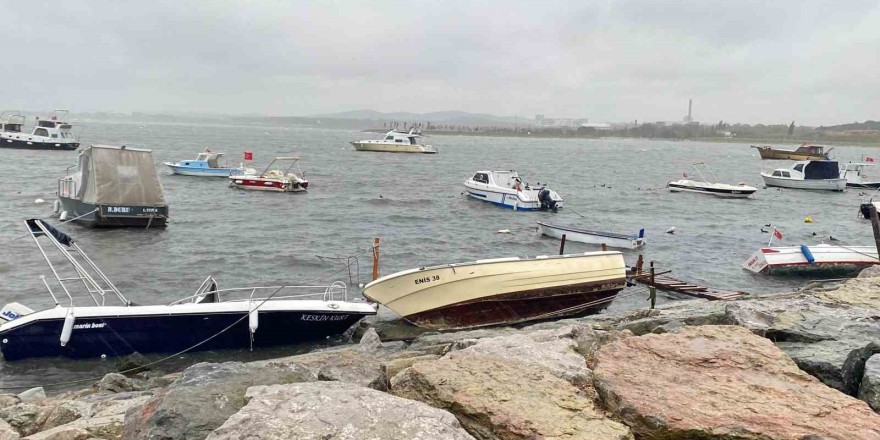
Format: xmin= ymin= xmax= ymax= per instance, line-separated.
xmin=817 ymin=120 xmax=880 ymax=131
xmin=311 ymin=109 xmax=526 ymax=126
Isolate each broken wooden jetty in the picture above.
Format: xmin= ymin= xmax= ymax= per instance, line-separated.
xmin=629 ymin=256 xmax=748 ymax=301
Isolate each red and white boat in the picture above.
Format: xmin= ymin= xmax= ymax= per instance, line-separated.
xmin=743 ymin=244 xmax=879 ymax=274
xmin=228 ymin=156 xmax=308 ymax=192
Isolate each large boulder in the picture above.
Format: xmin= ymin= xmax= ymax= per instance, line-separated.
xmin=122 ymin=361 xmax=315 ymax=440
xmin=391 ymin=354 xmax=633 ymax=440
xmin=594 ymin=325 xmax=880 ymax=439
xmin=0 ymin=419 xmax=17 ymax=440
xmin=206 ymin=382 xmax=475 ymax=440
xmin=859 ymin=354 xmax=880 ymax=412
xmin=0 ymin=403 xmax=53 ymax=437
xmin=252 ymin=328 xmax=406 ymax=390
xmin=25 ymin=414 xmax=123 ymax=440
xmin=93 ymin=373 xmax=145 ymax=394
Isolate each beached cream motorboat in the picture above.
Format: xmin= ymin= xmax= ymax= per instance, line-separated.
xmin=350 ymin=129 xmax=436 ymax=154
xmin=362 ymin=251 xmax=626 ymax=330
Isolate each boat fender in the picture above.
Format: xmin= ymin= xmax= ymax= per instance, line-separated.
xmin=60 ymin=311 xmax=75 ymax=347
xmin=249 ymin=308 xmax=259 ymax=334
xmin=53 ymin=199 xmax=60 ymax=214
xmin=59 ymin=211 xmax=69 ymax=221
xmin=800 ymin=245 xmax=816 ymax=264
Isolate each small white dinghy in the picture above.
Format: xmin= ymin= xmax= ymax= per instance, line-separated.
xmin=537 ymin=222 xmax=645 ymax=249
xmin=743 ymin=244 xmax=879 ymax=274
xmin=667 ymin=163 xmax=756 ymax=199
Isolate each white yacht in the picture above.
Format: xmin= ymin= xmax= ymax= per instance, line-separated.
xmin=0 ymin=110 xmax=79 ymax=150
xmin=351 ymin=129 xmax=436 ymax=154
xmin=464 ymin=170 xmax=563 ymax=211
xmin=760 ymin=160 xmax=846 ymax=191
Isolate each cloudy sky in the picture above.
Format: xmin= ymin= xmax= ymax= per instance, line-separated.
xmin=2 ymin=1 xmax=877 ymax=125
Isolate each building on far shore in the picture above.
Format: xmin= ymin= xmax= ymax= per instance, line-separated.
xmin=535 ymin=114 xmax=588 ymax=129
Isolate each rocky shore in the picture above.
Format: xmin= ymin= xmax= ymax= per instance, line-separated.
xmin=3 ymin=271 xmax=880 ymax=439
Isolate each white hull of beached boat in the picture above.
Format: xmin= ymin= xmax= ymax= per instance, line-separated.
xmin=537 ymin=222 xmax=645 ymax=249
xmin=362 ymin=252 xmax=626 ymax=330
xmin=743 ymin=244 xmax=879 ymax=274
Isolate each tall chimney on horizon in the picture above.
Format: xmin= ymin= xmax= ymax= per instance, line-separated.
xmin=684 ymin=99 xmax=693 ymax=123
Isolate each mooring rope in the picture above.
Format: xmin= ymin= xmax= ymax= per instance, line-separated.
xmin=0 ymin=209 xmax=98 ymax=247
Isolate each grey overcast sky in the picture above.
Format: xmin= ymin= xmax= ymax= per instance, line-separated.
xmin=2 ymin=1 xmax=877 ymax=125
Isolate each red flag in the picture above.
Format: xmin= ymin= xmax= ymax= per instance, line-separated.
xmin=244 ymin=151 xmax=253 ymax=161
xmin=867 ymin=157 xmax=874 ymax=163
xmin=773 ymin=227 xmax=783 ymax=240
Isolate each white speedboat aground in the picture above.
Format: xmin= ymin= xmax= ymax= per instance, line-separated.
xmin=760 ymin=160 xmax=846 ymax=191
xmin=841 ymin=162 xmax=880 ymax=188
xmin=351 ymin=129 xmax=436 ymax=154
xmin=537 ymin=222 xmax=645 ymax=250
xmin=362 ymin=251 xmax=626 ymax=330
xmin=743 ymin=244 xmax=879 ymax=274
xmin=667 ymin=162 xmax=756 ymax=198
xmin=464 ymin=170 xmax=564 ymax=211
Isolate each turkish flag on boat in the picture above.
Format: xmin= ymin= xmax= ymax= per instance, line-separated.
xmin=773 ymin=227 xmax=783 ymax=240
xmin=244 ymin=151 xmax=253 ymax=161
xmin=867 ymin=157 xmax=874 ymax=163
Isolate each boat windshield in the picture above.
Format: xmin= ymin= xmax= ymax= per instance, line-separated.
xmin=804 ymin=161 xmax=839 ymax=179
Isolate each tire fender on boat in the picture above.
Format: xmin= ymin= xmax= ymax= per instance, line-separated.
xmin=60 ymin=311 xmax=75 ymax=347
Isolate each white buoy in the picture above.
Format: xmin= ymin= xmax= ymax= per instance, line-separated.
xmin=248 ymin=308 xmax=259 ymax=334
xmin=497 ymin=229 xmax=511 ymax=234
xmin=53 ymin=199 xmax=60 ymax=214
xmin=59 ymin=211 xmax=69 ymax=221
xmin=60 ymin=312 xmax=75 ymax=346
xmin=666 ymin=226 xmax=677 ymax=234
xmin=34 ymin=198 xmax=45 ymax=205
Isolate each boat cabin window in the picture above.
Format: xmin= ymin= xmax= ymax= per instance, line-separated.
xmin=793 ymin=164 xmax=804 ymax=173
xmin=51 ymin=134 xmax=58 ymax=138
xmin=385 ymin=136 xmax=393 ymax=140
xmin=772 ymin=170 xmax=783 ymax=177
xmin=781 ymin=171 xmax=791 ymax=178
xmin=395 ymin=139 xmax=403 ymax=143
xmin=804 ymin=161 xmax=840 ymax=179
xmin=473 ymin=173 xmax=489 ymax=184
xmin=408 ymin=137 xmax=417 ymax=145
xmin=34 ymin=128 xmax=49 ymax=137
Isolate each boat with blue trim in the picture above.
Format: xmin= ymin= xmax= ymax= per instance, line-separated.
xmin=164 ymin=149 xmax=247 ymax=177
xmin=464 ymin=170 xmax=563 ymax=211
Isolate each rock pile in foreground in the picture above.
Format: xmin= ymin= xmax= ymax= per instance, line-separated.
xmin=5 ymin=271 xmax=880 ymax=439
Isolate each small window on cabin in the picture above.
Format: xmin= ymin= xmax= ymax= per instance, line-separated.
xmin=385 ymin=136 xmax=393 ymax=140
xmin=408 ymin=137 xmax=416 ymax=144
xmin=793 ymin=164 xmax=804 ymax=173
xmin=34 ymin=128 xmax=49 ymax=137
xmin=51 ymin=134 xmax=58 ymax=138
xmin=772 ymin=171 xmax=783 ymax=177
xmin=474 ymin=173 xmax=489 ymax=184
xmin=781 ymin=171 xmax=791 ymax=178
xmin=395 ymin=139 xmax=403 ymax=143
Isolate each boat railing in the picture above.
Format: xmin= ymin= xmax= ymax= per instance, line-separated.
xmin=58 ymin=178 xmax=76 ymax=198
xmin=167 ymin=281 xmax=350 ymax=306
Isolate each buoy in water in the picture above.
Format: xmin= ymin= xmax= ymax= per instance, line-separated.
xmin=34 ymin=198 xmax=45 ymax=205
xmin=804 ymin=216 xmax=814 ymax=223
xmin=497 ymin=229 xmax=511 ymax=234
xmin=666 ymin=227 xmax=676 ymax=234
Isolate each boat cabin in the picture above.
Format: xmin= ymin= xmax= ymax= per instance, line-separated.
xmin=793 ymin=145 xmax=826 ymax=156
xmin=0 ymin=113 xmax=24 ymax=133
xmin=770 ymin=160 xmax=839 ymax=180
xmin=381 ymin=130 xmax=422 ymax=145
xmin=471 ymin=170 xmax=529 ymax=189
xmin=180 ymin=152 xmax=225 ymax=169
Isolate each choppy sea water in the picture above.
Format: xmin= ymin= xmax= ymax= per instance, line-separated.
xmin=0 ymin=121 xmax=876 ymax=389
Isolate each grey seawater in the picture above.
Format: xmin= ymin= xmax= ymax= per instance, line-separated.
xmin=0 ymin=121 xmax=875 ymax=390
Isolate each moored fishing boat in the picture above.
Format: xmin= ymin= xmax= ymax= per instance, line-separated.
xmin=464 ymin=170 xmax=564 ymax=211
xmin=0 ymin=110 xmax=79 ymax=151
xmin=743 ymin=244 xmax=879 ymax=274
xmin=362 ymin=251 xmax=626 ymax=330
xmin=351 ymin=129 xmax=436 ymax=154
xmin=56 ymin=145 xmax=169 ymax=227
xmin=164 ymin=148 xmax=248 ymax=177
xmin=760 ymin=160 xmax=846 ymax=191
xmin=0 ymin=219 xmax=376 ymax=361
xmin=667 ymin=162 xmax=757 ymax=198
xmin=228 ymin=156 xmax=308 ymax=192
xmin=537 ymin=222 xmax=645 ymax=249
xmin=752 ymin=144 xmax=831 ymax=160
xmin=840 ymin=161 xmax=880 ymax=188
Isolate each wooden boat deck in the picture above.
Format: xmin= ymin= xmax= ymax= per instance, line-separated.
xmin=628 ymin=257 xmax=748 ymax=301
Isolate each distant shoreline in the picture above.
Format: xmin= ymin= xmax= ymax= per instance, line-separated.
xmin=364 ymin=128 xmax=880 ymax=147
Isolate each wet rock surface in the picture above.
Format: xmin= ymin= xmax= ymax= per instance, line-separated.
xmin=206 ymin=382 xmax=475 ymax=440
xmin=594 ymin=325 xmax=880 ymax=439
xmin=859 ymin=354 xmax=880 ymax=412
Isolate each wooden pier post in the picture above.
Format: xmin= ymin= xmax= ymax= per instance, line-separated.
xmin=635 ymin=255 xmax=644 ymax=275
xmin=601 ymin=243 xmax=607 ymax=252
xmin=648 ymin=261 xmax=656 ymax=309
xmin=870 ymin=205 xmax=880 ymax=259
xmin=559 ymin=234 xmax=567 ymax=255
xmin=372 ymin=237 xmax=381 ymax=281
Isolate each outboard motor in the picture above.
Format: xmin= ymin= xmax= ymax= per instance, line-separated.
xmin=538 ymin=188 xmax=558 ymax=212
